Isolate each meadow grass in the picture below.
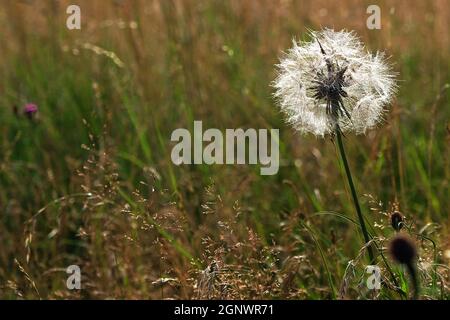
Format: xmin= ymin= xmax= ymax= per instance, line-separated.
xmin=0 ymin=0 xmax=448 ymax=299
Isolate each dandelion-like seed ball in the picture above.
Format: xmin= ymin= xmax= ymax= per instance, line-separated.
xmin=273 ymin=29 xmax=396 ymax=136
xmin=390 ymin=211 xmax=404 ymax=231
xmin=389 ymin=234 xmax=417 ymax=265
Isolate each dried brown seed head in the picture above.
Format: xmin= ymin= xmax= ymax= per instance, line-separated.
xmin=389 ymin=234 xmax=417 ymax=265
xmin=390 ymin=211 xmax=404 ymax=231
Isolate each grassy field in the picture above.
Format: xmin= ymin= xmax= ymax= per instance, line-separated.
xmin=0 ymin=0 xmax=449 ymax=299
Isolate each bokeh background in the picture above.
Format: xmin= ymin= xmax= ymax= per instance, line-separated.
xmin=0 ymin=0 xmax=448 ymax=299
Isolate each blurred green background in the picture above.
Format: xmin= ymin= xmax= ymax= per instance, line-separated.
xmin=0 ymin=0 xmax=448 ymax=299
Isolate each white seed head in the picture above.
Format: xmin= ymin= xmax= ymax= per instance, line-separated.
xmin=273 ymin=29 xmax=397 ymax=137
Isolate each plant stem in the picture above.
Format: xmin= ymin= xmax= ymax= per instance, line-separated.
xmin=335 ymin=127 xmax=375 ymax=263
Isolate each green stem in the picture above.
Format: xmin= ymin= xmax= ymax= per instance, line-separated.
xmin=335 ymin=128 xmax=375 ymax=263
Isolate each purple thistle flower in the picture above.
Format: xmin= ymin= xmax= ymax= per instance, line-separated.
xmin=23 ymin=103 xmax=38 ymax=119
